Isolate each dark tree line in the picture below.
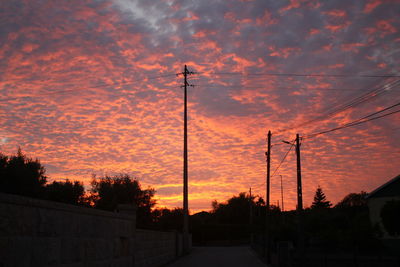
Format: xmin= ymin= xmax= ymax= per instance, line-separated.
xmin=0 ymin=148 xmax=47 ymax=198
xmin=45 ymin=180 xmax=86 ymax=205
xmin=301 ymin=188 xmax=380 ymax=251
xmin=0 ymin=149 xmax=87 ymax=205
xmin=0 ymin=149 xmax=396 ymax=249
xmin=187 ymin=187 xmax=386 ymax=252
xmin=90 ymin=174 xmax=156 ymax=226
xmin=0 ymin=149 xmax=156 ymax=227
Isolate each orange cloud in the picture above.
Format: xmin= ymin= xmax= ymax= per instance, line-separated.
xmin=323 ymin=9 xmax=347 ymax=17
xmin=279 ymin=0 xmax=301 ymax=13
xmin=341 ymin=43 xmax=366 ymax=53
xmin=325 ymin=21 xmax=351 ymax=32
xmin=308 ymin=28 xmax=320 ymax=36
xmin=377 ymin=20 xmax=397 ymax=35
xmin=363 ymin=0 xmax=382 ymax=13
xmin=269 ymin=46 xmax=301 ymax=58
xmin=256 ymin=10 xmax=278 ymax=26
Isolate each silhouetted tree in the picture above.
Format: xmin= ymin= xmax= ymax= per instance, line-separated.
xmin=311 ymin=186 xmax=332 ymax=209
xmin=212 ymin=192 xmax=256 ymax=224
xmin=255 ymin=196 xmax=265 ymax=207
xmin=0 ymin=148 xmax=47 ymax=197
xmin=302 ymin=190 xmax=383 ymax=251
xmin=152 ymin=207 xmax=184 ymax=230
xmin=0 ymin=153 xmax=7 ymax=174
xmin=380 ymin=199 xmax=400 ymax=237
xmin=335 ymin=191 xmax=368 ymax=209
xmin=45 ymin=180 xmax=85 ymax=205
xmin=90 ymin=174 xmax=156 ymax=227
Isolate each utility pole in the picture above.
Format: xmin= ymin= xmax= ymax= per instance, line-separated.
xmin=249 ymin=187 xmax=253 ymax=226
xmin=295 ymin=133 xmax=303 ymax=211
xmin=265 ymin=130 xmax=271 ymax=264
xmin=181 ymin=65 xmax=193 ymax=254
xmin=249 ymin=187 xmax=254 ymax=246
xmin=279 ymin=175 xmax=284 ymax=212
xmin=295 ymin=133 xmax=304 ymax=261
xmin=266 ymin=130 xmax=271 ymax=212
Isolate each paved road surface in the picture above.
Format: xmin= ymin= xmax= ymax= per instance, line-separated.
xmin=166 ymin=246 xmax=267 ymax=267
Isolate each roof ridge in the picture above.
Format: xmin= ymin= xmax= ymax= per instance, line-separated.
xmin=367 ymin=174 xmax=400 ymax=198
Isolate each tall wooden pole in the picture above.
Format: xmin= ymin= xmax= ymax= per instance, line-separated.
xmin=295 ymin=133 xmax=302 ymax=211
xmin=265 ymin=130 xmax=271 ymax=263
xmin=183 ymin=65 xmax=189 ymax=253
xmin=280 ymin=175 xmax=284 ymax=212
xmin=295 ymin=133 xmax=304 ymax=261
xmin=249 ymin=187 xmax=253 ymax=226
xmin=266 ymin=130 xmax=271 ymax=212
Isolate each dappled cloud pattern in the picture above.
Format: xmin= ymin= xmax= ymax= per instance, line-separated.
xmin=1 ymin=0 xmax=400 ymax=212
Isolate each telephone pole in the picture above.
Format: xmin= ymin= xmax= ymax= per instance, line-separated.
xmin=265 ymin=130 xmax=272 ymax=263
xmin=295 ymin=133 xmax=304 ymax=261
xmin=295 ymin=133 xmax=303 ymax=211
xmin=279 ymin=175 xmax=284 ymax=212
xmin=249 ymin=187 xmax=253 ymax=226
xmin=180 ymin=65 xmax=193 ymax=254
xmin=266 ymin=130 xmax=271 ymax=213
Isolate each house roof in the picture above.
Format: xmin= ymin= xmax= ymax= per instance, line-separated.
xmin=368 ymin=174 xmax=400 ymax=198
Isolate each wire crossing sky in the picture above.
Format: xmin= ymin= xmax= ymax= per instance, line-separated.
xmin=1 ymin=0 xmax=400 ymax=212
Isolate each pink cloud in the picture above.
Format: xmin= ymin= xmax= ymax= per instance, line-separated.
xmin=325 ymin=21 xmax=351 ymax=33
xmin=364 ymin=0 xmax=382 ymax=13
xmin=341 ymin=43 xmax=366 ymax=53
xmin=308 ymin=28 xmax=320 ymax=36
xmin=279 ymin=0 xmax=301 ymax=13
xmin=377 ymin=20 xmax=397 ymax=35
xmin=323 ymin=9 xmax=347 ymax=17
xmin=256 ymin=10 xmax=278 ymax=26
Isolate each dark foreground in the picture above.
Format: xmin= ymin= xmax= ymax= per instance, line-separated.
xmin=165 ymin=246 xmax=267 ymax=267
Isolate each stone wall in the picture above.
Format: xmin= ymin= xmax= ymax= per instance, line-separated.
xmin=0 ymin=193 xmax=184 ymax=267
xmin=134 ymin=230 xmax=181 ymax=267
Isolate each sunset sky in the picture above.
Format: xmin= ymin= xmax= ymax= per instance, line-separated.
xmin=1 ymin=0 xmax=399 ymax=212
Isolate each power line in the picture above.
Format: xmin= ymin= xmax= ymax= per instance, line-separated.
xmin=202 ymin=72 xmax=400 ymax=78
xmin=0 ymin=73 xmax=176 ymax=85
xmin=0 ymin=82 xmax=137 ymax=103
xmin=282 ymin=79 xmax=399 ymax=131
xmin=271 ymin=142 xmax=285 ymax=147
xmin=3 ymin=72 xmax=398 ymax=103
xmin=259 ymin=141 xmax=294 ymax=187
xmin=194 ymin=84 xmax=370 ymax=91
xmin=195 ymin=74 xmax=399 ymax=135
xmin=271 ymin=141 xmax=295 ymax=177
xmin=0 ymin=73 xmax=177 ymax=103
xmin=345 ymin=101 xmax=400 ymax=125
xmin=304 ymin=103 xmax=400 ymax=139
xmin=277 ymin=78 xmax=400 ymax=133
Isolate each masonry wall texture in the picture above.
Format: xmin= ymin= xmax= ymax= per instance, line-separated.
xmin=0 ymin=193 xmax=184 ymax=267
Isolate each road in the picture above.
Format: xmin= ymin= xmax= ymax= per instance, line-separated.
xmin=166 ymin=246 xmax=267 ymax=267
